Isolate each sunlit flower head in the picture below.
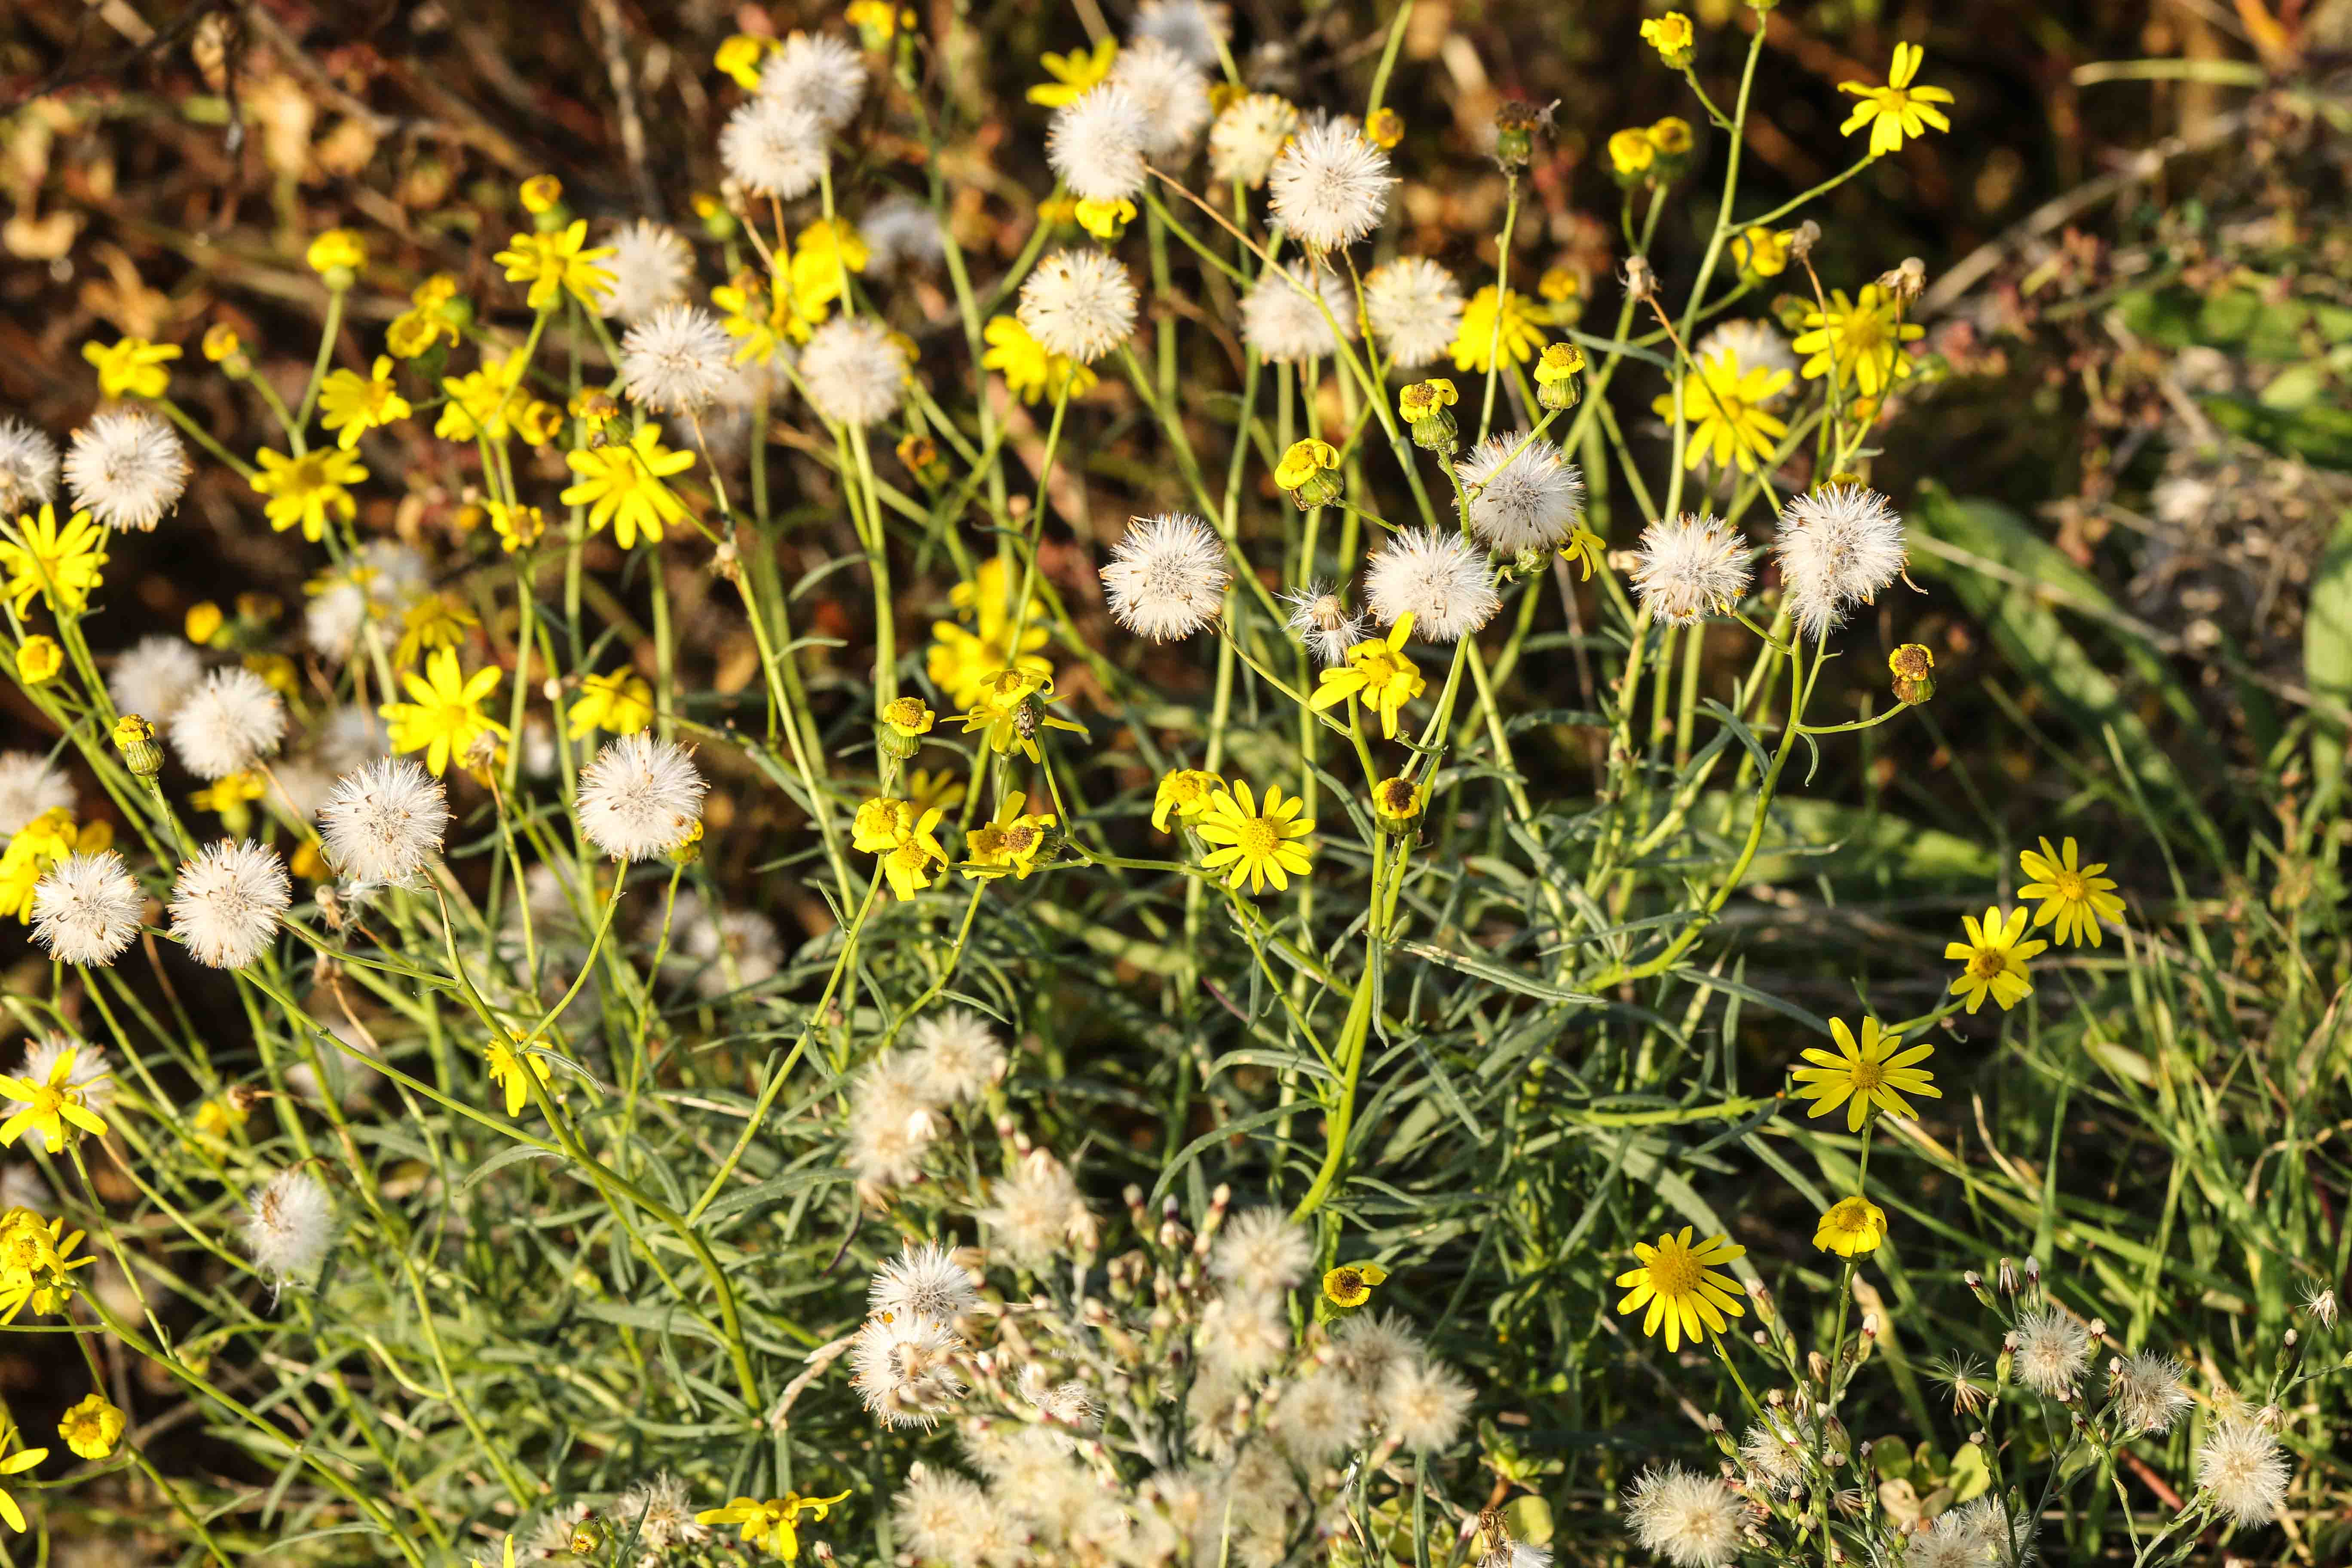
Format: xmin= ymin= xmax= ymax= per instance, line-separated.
xmin=757 ymin=30 xmax=868 ymax=130
xmin=1100 ymin=513 xmax=1228 ymax=641
xmin=1773 ymin=482 xmax=1907 ymax=640
xmin=1365 ymin=528 xmax=1499 ymax=644
xmin=493 ymin=220 xmax=616 ymax=314
xmin=1017 ymin=249 xmax=1138 ymax=365
xmin=1363 ymin=257 xmax=1465 ymax=371
xmin=1208 ymin=92 xmax=1299 ymax=188
xmin=319 ymin=759 xmax=448 ymax=885
xmin=380 ymin=648 xmax=507 ymax=778
xmin=1655 ymin=350 xmax=1791 ymax=475
xmin=0 ymin=420 xmax=58 ymax=519
xmin=2195 ymin=1419 xmax=2289 ymax=1527
xmin=317 ymin=357 xmax=412 ymax=450
xmin=0 ymin=505 xmax=107 ymax=616
xmin=1308 ymin=614 xmax=1425 ymax=739
xmin=81 ymin=336 xmax=180 ymax=401
xmin=1457 ymin=434 xmax=1584 ymax=554
xmin=1813 ymin=1195 xmax=1887 ymax=1257
xmin=1945 ymin=905 xmax=2045 ymax=1013
xmin=168 ymin=838 xmax=291 ymax=969
xmin=2017 ymin=836 xmax=2125 ymax=947
xmin=799 ymin=316 xmax=910 ymax=426
xmin=1793 ymin=284 xmax=1923 ymax=398
xmin=1839 ymin=42 xmax=1954 ymax=157
xmin=251 ymin=447 xmax=366 ymax=542
xmin=1048 ymin=83 xmax=1151 ymax=203
xmin=619 ymin=304 xmax=736 ymax=413
xmin=720 ymin=95 xmax=829 ymax=200
xmin=1631 ymin=513 xmax=1750 ymax=625
xmin=2012 ymin=1305 xmax=2090 ymax=1396
xmin=579 ymin=734 xmax=707 ymax=861
xmin=30 ymin=851 xmax=142 ymax=967
xmin=1195 ymin=780 xmax=1314 ymax=894
xmin=1107 ymin=37 xmax=1211 ymax=159
xmin=1624 ymin=1467 xmax=1743 ymax=1568
xmin=1615 ymin=1228 xmax=1744 ymax=1351
xmin=561 ymin=424 xmax=694 ymax=548
xmin=1791 ymin=1015 xmax=1937 ymax=1131
xmin=1268 ymin=118 xmax=1394 ymax=251
xmin=597 ymin=219 xmax=695 ymax=321
xmin=170 ymin=666 xmax=286 ymax=780
xmin=1451 ymin=286 xmax=1545 ymax=374
xmin=2108 ymin=1353 xmax=2191 ymax=1435
xmin=1241 ymin=262 xmax=1356 ymax=365
xmin=1282 ymin=580 xmax=1365 ymax=666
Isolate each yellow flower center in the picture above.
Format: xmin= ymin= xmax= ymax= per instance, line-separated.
xmin=2051 ymin=868 xmax=2087 ymax=900
xmin=1838 ymin=311 xmax=1890 ymax=356
xmin=1966 ymin=948 xmax=2007 ymax=980
xmin=1645 ymin=1240 xmax=1703 ymax=1296
xmin=1235 ymin=818 xmax=1281 ymax=859
xmin=1002 ymin=825 xmax=1038 ymax=854
xmin=1849 ymin=1057 xmax=1884 ymax=1093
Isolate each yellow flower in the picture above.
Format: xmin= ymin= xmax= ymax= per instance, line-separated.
xmin=1450 ymin=287 xmax=1545 ymax=374
xmin=964 ymin=791 xmax=1056 ymax=881
xmin=1533 ymin=342 xmax=1585 ymax=409
xmin=845 ymin=0 xmax=901 ymax=46
xmin=956 ymin=667 xmax=1087 ymax=763
xmin=14 ymin=636 xmax=60 ymax=686
xmin=251 ymin=448 xmax=366 ymax=542
xmin=1152 ymin=769 xmax=1222 ymax=832
xmin=1814 ymin=1196 xmax=1888 ymax=1258
xmin=201 ymin=324 xmax=242 ymax=363
xmin=1641 ymin=12 xmax=1694 ymax=65
xmin=1274 ymin=438 xmax=1340 ymax=494
xmin=318 ymin=356 xmax=412 ymax=449
xmin=569 ymin=669 xmax=656 ymax=739
xmin=386 ymin=279 xmax=463 ymax=359
xmin=0 ymin=1046 xmax=109 ymax=1153
xmin=0 ymin=808 xmax=81 ymax=922
xmin=852 ymin=796 xmax=917 ymax=855
xmin=563 ymin=424 xmax=695 ymax=549
xmin=1839 ymin=42 xmax=1954 ymax=157
xmin=438 ymin=357 xmax=530 ymax=442
xmin=1730 ymin=226 xmax=1791 ymax=278
xmin=190 ymin=770 xmax=266 ymax=818
xmin=906 ymin=768 xmax=966 ymax=817
xmin=0 ymin=1432 xmax=49 ymax=1533
xmin=1366 ymin=107 xmax=1404 ymax=149
xmin=1945 ymin=906 xmax=2046 ymax=1014
xmin=0 ymin=506 xmax=108 ymax=618
xmin=982 ymin=316 xmax=1097 ymax=405
xmin=1648 ymin=116 xmax=1694 ymax=156
xmin=386 ymin=594 xmax=474 ymax=669
xmin=485 ymin=1036 xmax=554 ymax=1118
xmin=1195 ymin=780 xmax=1314 ymax=894
xmin=715 ymin=33 xmax=778 ymax=89
xmin=882 ymin=696 xmax=935 ymax=739
xmin=305 ymin=228 xmax=367 ymax=276
xmin=1371 ymin=775 xmax=1425 ymax=830
xmin=490 ymin=502 xmax=545 ymax=553
xmin=191 ymin=1095 xmax=249 ymax=1139
xmin=1559 ymin=525 xmax=1608 ymax=581
xmin=880 ymin=807 xmax=950 ymax=901
xmin=695 ymin=1491 xmax=851 ymax=1560
xmin=714 ymin=279 xmax=792 ymax=364
xmin=1322 ymin=1261 xmax=1388 ymax=1308
xmin=0 ymin=1205 xmax=93 ymax=1325
xmin=56 ymin=1393 xmax=122 ymax=1461
xmin=1028 ymin=37 xmax=1117 ymax=107
xmin=2017 ymin=836 xmax=2125 ymax=948
xmin=1074 ymin=196 xmax=1135 ymax=240
xmin=1792 ymin=1016 xmax=1938 ymax=1131
xmin=789 ymin=221 xmax=869 ymax=331
xmin=1793 ymin=284 xmax=1924 ymax=398
xmin=382 ymin=648 xmax=509 ymax=776
xmin=81 ymin=337 xmax=180 ymax=400
xmin=242 ymin=652 xmax=297 ymax=697
xmin=494 ymin=220 xmax=616 ymax=313
xmin=518 ymin=175 xmax=564 ymax=214
xmin=1309 ymin=613 xmax=1426 ymax=740
xmin=1538 ymin=266 xmax=1582 ymax=305
xmin=1607 ymin=127 xmax=1657 ymax=178
xmin=1615 ymin=1228 xmax=1745 ymax=1351
xmin=1654 ymin=350 xmax=1792 ymax=473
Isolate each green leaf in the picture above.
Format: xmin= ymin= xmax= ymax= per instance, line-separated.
xmin=2307 ymin=510 xmax=2352 ymax=800
xmin=457 ymin=1143 xmax=564 ymax=1195
xmin=1706 ymin=794 xmax=1999 ymax=888
xmin=2199 ymin=396 xmax=2352 ymax=469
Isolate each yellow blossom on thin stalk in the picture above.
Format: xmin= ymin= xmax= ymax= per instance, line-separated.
xmin=1839 ymin=42 xmax=1954 ymax=157
xmin=1815 ymin=1196 xmax=1889 ymax=1258
xmin=1730 ymin=226 xmax=1792 ymax=278
xmin=983 ymin=316 xmax=1097 ymax=405
xmin=251 ymin=448 xmax=366 ymax=542
xmin=957 ymin=668 xmax=1087 ymax=764
xmin=490 ymin=502 xmax=546 ymax=553
xmin=1322 ymin=1261 xmax=1387 ymax=1308
xmin=1027 ymin=37 xmax=1117 ymax=107
xmin=485 ymin=1035 xmax=555 ymax=1118
xmin=1615 ymin=1228 xmax=1745 ymax=1352
xmin=852 ymin=796 xmax=917 ymax=854
xmin=81 ymin=337 xmax=180 ymax=400
xmin=0 ymin=506 xmax=108 ymax=617
xmin=437 ymin=352 xmax=546 ymax=442
xmin=317 ymin=356 xmax=412 ymax=448
xmin=493 ymin=220 xmax=616 ymax=312
xmin=696 ymin=1491 xmax=851 ymax=1560
xmin=305 ymin=228 xmax=367 ymax=277
xmin=13 ymin=636 xmax=60 ymax=686
xmin=57 ymin=1393 xmax=122 ymax=1461
xmin=1791 ymin=1016 xmax=1938 ymax=1131
xmin=1946 ymin=906 xmax=2046 ymax=1013
xmin=387 ymin=275 xmax=463 ymax=359
xmin=1793 ymin=284 xmax=1924 ymax=398
xmin=563 ymin=425 xmax=697 ymax=549
xmin=1607 ymin=127 xmax=1657 ymax=180
xmin=2017 ymin=836 xmax=2125 ymax=947
xmin=1641 ymin=12 xmax=1695 ymax=67
xmin=1074 ymin=196 xmax=1136 ymax=241
xmin=881 ymin=808 xmax=951 ymax=901
xmin=1152 ymin=769 xmax=1222 ymax=832
xmin=1654 ymin=350 xmax=1792 ymax=473
xmin=714 ymin=33 xmax=777 ymax=89
xmin=1366 ymin=107 xmax=1404 ymax=149
xmin=0 ymin=1429 xmax=49 ymax=1533
xmin=964 ymin=791 xmax=1056 ymax=881
xmin=0 ymin=1046 xmax=109 ymax=1153
xmin=1451 ymin=287 xmax=1546 ymax=374
xmin=882 ymin=697 xmax=934 ymax=741
xmin=382 ymin=648 xmax=509 ymax=777
xmin=569 ymin=669 xmax=657 ymax=739
xmin=1559 ymin=524 xmax=1608 ymax=582
xmin=1308 ymin=613 xmax=1426 ymax=739
xmin=1194 ymin=780 xmax=1314 ymax=895
xmin=392 ymin=594 xmax=479 ymax=668
xmin=0 ymin=1205 xmax=94 ymax=1324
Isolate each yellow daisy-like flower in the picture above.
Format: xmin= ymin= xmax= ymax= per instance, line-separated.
xmin=1451 ymin=287 xmax=1546 ymax=374
xmin=1648 ymin=117 xmax=1694 ymax=156
xmin=562 ymin=424 xmax=696 ymax=549
xmin=81 ymin=337 xmax=180 ymax=400
xmin=305 ymin=228 xmax=367 ymax=276
xmin=982 ymin=316 xmax=1096 ymax=405
xmin=880 ymin=807 xmax=951 ymax=901
xmin=713 ymin=279 xmax=791 ymax=365
xmin=1838 ymin=42 xmax=1954 ymax=158
xmin=251 ymin=448 xmax=366 ymax=542
xmin=1814 ymin=1196 xmax=1888 ymax=1258
xmin=318 ymin=356 xmax=412 ymax=449
xmin=490 ymin=502 xmax=545 ymax=554
xmin=1945 ymin=905 xmax=2046 ymax=1013
xmin=1152 ymin=768 xmax=1222 ymax=832
xmin=382 ymin=648 xmax=509 ymax=777
xmin=1791 ymin=1016 xmax=1938 ymax=1131
xmin=13 ymin=636 xmax=60 ymax=686
xmin=1729 ymin=226 xmax=1791 ymax=278
xmin=392 ymin=593 xmax=478 ymax=669
xmin=388 ymin=275 xmax=465 ymax=360
xmin=0 ymin=1206 xmax=95 ymax=1325
xmin=1792 ymin=285 xmax=1924 ymax=398
xmin=956 ymin=668 xmax=1087 ymax=763
xmin=56 ymin=1393 xmax=122 ymax=1461
xmin=963 ymin=790 xmax=1056 ymax=881
xmin=714 ymin=33 xmax=778 ymax=89
xmin=188 ymin=770 xmax=266 ymax=821
xmin=1308 ymin=613 xmax=1426 ymax=740
xmin=1027 ymin=37 xmax=1117 ymax=107
xmin=0 ymin=1046 xmax=109 ymax=1153
xmin=1607 ymin=127 xmax=1657 ymax=178
xmin=1074 ymin=196 xmax=1135 ymax=241
xmin=2016 ymin=836 xmax=2125 ymax=948
xmin=1640 ymin=12 xmax=1694 ymax=66
xmin=1322 ymin=1261 xmax=1388 ymax=1308
xmin=0 ymin=506 xmax=108 ymax=618
xmin=852 ymin=796 xmax=917 ymax=854
xmin=494 ymin=220 xmax=616 ymax=313
xmin=1654 ymin=350 xmax=1792 ymax=473
xmin=1559 ymin=525 xmax=1608 ymax=582
xmin=568 ymin=669 xmax=656 ymax=739
xmin=1614 ymin=1228 xmax=1745 ymax=1352
xmin=485 ymin=1036 xmax=554 ymax=1118
xmin=695 ymin=1491 xmax=852 ymax=1561
xmin=0 ymin=1432 xmax=50 ymax=1533
xmin=881 ymin=696 xmax=934 ymax=740
xmin=1195 ymin=780 xmax=1314 ymax=894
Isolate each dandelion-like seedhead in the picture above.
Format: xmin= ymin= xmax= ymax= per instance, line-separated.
xmin=1268 ymin=118 xmax=1395 ymax=251
xmin=245 ymin=1167 xmax=335 ymax=1288
xmin=1017 ymin=249 xmax=1139 ymax=364
xmin=1365 ymin=527 xmax=1501 ymax=643
xmin=1457 ymin=434 xmax=1585 ymax=553
xmin=64 ymin=409 xmax=189 ymax=532
xmin=1623 ymin=1467 xmax=1744 ymax=1568
xmin=169 ymin=666 xmax=287 ymax=780
xmin=319 ymin=759 xmax=449 ymax=885
xmin=596 ymin=220 xmax=693 ymax=321
xmin=850 ymin=1311 xmax=966 ymax=1427
xmin=1048 ymin=84 xmax=1152 ymax=203
xmin=0 ymin=750 xmax=74 ymax=836
xmin=578 ymin=734 xmax=706 ymax=861
xmin=870 ymin=1243 xmax=980 ymax=1324
xmin=1240 ymin=263 xmax=1357 ymax=364
xmin=1107 ymin=37 xmax=1212 ymax=159
xmin=719 ymin=94 xmax=828 ymax=200
xmin=1209 ymin=92 xmax=1299 ymax=188
xmin=861 ymin=194 xmax=947 ymax=278
xmin=1132 ymin=0 xmax=1229 ymax=66
xmin=1100 ymin=512 xmax=1229 ymax=641
xmin=169 ymin=839 xmax=291 ymax=969
xmin=1773 ymin=483 xmax=1908 ymax=640
xmin=2012 ymin=1305 xmax=2091 ymax=1396
xmin=1632 ymin=514 xmax=1752 ymax=625
xmin=1364 ymin=257 xmax=1467 ymax=370
xmin=904 ymin=1008 xmax=1008 ymax=1102
xmin=107 ymin=635 xmax=205 ymax=723
xmin=2196 ymin=1418 xmax=2290 ymax=1526
xmin=2108 ymin=1352 xmax=2192 ymax=1435
xmin=0 ymin=418 xmax=59 ymax=516
xmin=757 ymin=31 xmax=867 ymax=131
xmin=979 ymin=1152 xmax=1089 ymax=1269
xmin=1209 ymin=1206 xmax=1314 ymax=1290
xmin=31 ymin=851 xmax=144 ymax=966
xmin=618 ymin=304 xmax=736 ymax=413
xmin=799 ymin=316 xmax=910 ymax=427
xmin=1282 ymin=580 xmax=1366 ymax=666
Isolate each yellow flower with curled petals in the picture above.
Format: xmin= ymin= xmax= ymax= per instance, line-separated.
xmin=1028 ymin=38 xmax=1117 ymax=107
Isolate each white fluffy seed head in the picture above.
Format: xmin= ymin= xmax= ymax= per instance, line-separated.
xmin=578 ymin=734 xmax=707 ymax=861
xmin=1210 ymin=1206 xmax=1313 ymax=1290
xmin=2108 ymin=1353 xmax=2192 ymax=1435
xmin=107 ymin=636 xmax=205 ymax=723
xmin=1696 ymin=318 xmax=1798 ymax=394
xmin=799 ymin=316 xmax=909 ymax=427
xmin=1739 ymin=1415 xmax=1807 ymax=1493
xmin=0 ymin=418 xmax=59 ymax=516
xmin=1281 ymin=580 xmax=1366 ymax=667
xmin=893 ymin=1466 xmax=1000 ymax=1568
xmin=2012 ymin=1305 xmax=2091 ymax=1396
xmin=64 ymin=409 xmax=188 ymax=532
xmin=1378 ymin=1355 xmax=1474 ymax=1452
xmin=1773 ymin=484 xmax=1908 ymax=641
xmin=1624 ymin=1467 xmax=1744 ymax=1568
xmin=169 ymin=667 xmax=288 ymax=780
xmin=1101 ymin=513 xmax=1229 ymax=641
xmin=306 ymin=541 xmax=426 ymax=663
xmin=1108 ymin=37 xmax=1212 ymax=159
xmin=31 ymin=851 xmax=143 ymax=966
xmin=1047 ymin=84 xmax=1151 ymax=202
xmin=169 ymin=839 xmax=291 ymax=969
xmin=1366 ymin=528 xmax=1500 ymax=643
xmin=670 ymin=891 xmax=781 ymax=998
xmin=850 ymin=1311 xmax=966 ymax=1427
xmin=1268 ymin=118 xmax=1395 ymax=251
xmin=0 ymin=751 xmax=74 ymax=836
xmin=619 ymin=304 xmax=736 ymax=412
xmin=1271 ymin=1367 xmax=1368 ymax=1464
xmin=862 ymin=194 xmax=947 ymax=279
xmin=318 ymin=759 xmax=449 ymax=885
xmin=596 ymin=220 xmax=694 ymax=322
xmin=1456 ymin=435 xmax=1585 ymax=553
xmin=1364 ymin=257 xmax=1466 ymax=371
xmin=1908 ymin=1498 xmax=2031 ymax=1568
xmin=2196 ymin=1418 xmax=2289 ymax=1526
xmin=20 ymin=1035 xmax=115 ymax=1115
xmin=1017 ymin=249 xmax=1139 ymax=364
xmin=720 ymin=94 xmax=828 ymax=199
xmin=1240 ymin=263 xmax=1356 ymax=364
xmin=1195 ymin=1288 xmax=1288 ymax=1380
xmin=1333 ymin=1308 xmax=1424 ymax=1392
xmin=980 ymin=1151 xmax=1089 ymax=1269
xmin=1133 ymin=0 xmax=1230 ymax=66
xmin=1209 ymin=93 xmax=1299 ymax=188
xmin=870 ymin=1243 xmax=980 ymax=1324
xmin=245 ymin=1167 xmax=334 ymax=1287
xmin=906 ymin=1007 xmax=1008 ymax=1102
xmin=1632 ymin=514 xmax=1752 ymax=626
xmin=757 ymin=31 xmax=867 ymax=130
xmin=846 ymin=1054 xmax=940 ymax=1191
xmin=609 ymin=1472 xmax=706 ymax=1562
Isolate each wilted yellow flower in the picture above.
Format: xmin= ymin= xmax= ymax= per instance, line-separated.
xmin=519 ymin=175 xmax=564 ymax=214
xmin=1322 ymin=1261 xmax=1388 ymax=1308
xmin=81 ymin=337 xmax=179 ymax=400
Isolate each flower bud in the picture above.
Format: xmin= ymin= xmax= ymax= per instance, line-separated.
xmin=1890 ymin=642 xmax=1936 ymax=704
xmin=202 ymin=323 xmax=252 ymax=379
xmin=1533 ymin=342 xmax=1585 ymax=410
xmin=1366 ymin=107 xmax=1404 ymax=149
xmin=1788 ymin=220 xmax=1822 ymax=260
xmin=113 ymin=714 xmax=163 ymax=779
xmin=1274 ymin=438 xmax=1344 ymax=509
xmin=1372 ymin=776 xmax=1425 ymax=836
xmin=1492 ymin=101 xmax=1543 ymax=171
xmin=15 ymin=635 xmax=61 ymax=686
xmin=1399 ymin=379 xmax=1460 ymax=453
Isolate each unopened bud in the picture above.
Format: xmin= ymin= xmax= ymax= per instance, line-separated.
xmin=112 ymin=714 xmax=163 ymax=780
